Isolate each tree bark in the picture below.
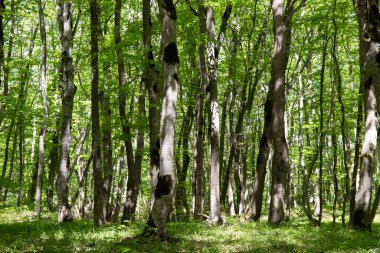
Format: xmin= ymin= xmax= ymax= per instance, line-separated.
xmin=89 ymin=0 xmax=104 ymax=226
xmin=352 ymin=0 xmax=380 ymax=231
xmin=350 ymin=0 xmax=365 ymax=225
xmin=202 ymin=2 xmax=232 ymax=225
xmin=47 ymin=130 xmax=59 ymax=212
xmin=56 ymin=0 xmax=76 ymax=223
xmin=175 ymin=103 xmax=194 ymax=219
xmin=100 ymin=88 xmax=113 ymax=222
xmin=151 ymin=0 xmax=179 ymax=237
xmin=35 ymin=0 xmax=48 ymax=217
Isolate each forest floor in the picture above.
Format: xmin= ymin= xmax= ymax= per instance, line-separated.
xmin=0 ymin=206 xmax=379 ymax=253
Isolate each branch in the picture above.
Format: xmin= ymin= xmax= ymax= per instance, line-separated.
xmin=285 ymin=0 xmax=306 ymax=23
xmin=216 ymin=3 xmax=232 ymax=58
xmin=185 ymin=0 xmax=199 ymax=17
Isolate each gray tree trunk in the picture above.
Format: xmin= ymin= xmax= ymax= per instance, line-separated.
xmin=56 ymin=0 xmax=75 ymax=223
xmin=202 ymin=2 xmax=232 ymax=225
xmin=352 ymin=0 xmax=380 ymax=230
xmin=35 ymin=0 xmax=48 ymax=217
xmin=151 ymin=0 xmax=179 ymax=237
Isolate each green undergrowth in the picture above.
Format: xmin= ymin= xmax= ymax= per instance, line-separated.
xmin=0 ymin=206 xmax=379 ymax=252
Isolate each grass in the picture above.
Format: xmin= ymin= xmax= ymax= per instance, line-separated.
xmin=0 ymin=206 xmax=379 ymax=252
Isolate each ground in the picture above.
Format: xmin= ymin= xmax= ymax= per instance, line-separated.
xmin=0 ymin=206 xmax=379 ymax=252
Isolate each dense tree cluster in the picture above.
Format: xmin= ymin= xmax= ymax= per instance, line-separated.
xmin=0 ymin=0 xmax=379 ymax=237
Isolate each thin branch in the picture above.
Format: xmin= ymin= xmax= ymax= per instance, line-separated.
xmin=185 ymin=0 xmax=199 ymax=17
xmin=285 ymin=0 xmax=307 ymax=23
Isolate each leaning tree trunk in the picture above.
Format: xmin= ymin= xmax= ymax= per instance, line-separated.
xmin=352 ymin=0 xmax=380 ymax=231
xmin=56 ymin=0 xmax=75 ymax=223
xmin=35 ymin=0 xmax=48 ymax=217
xmin=151 ymin=0 xmax=179 ymax=237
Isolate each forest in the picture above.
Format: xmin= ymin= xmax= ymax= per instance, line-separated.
xmin=0 ymin=0 xmax=380 ymax=252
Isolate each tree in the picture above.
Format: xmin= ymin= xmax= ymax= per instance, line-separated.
xmin=35 ymin=0 xmax=48 ymax=217
xmin=352 ymin=0 xmax=380 ymax=230
xmin=150 ymin=0 xmax=179 ymax=237
xmin=56 ymin=0 xmax=75 ymax=223
xmin=268 ymin=0 xmax=305 ymax=224
xmin=90 ymin=0 xmax=104 ymax=226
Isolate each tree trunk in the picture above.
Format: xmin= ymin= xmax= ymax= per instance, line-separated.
xmin=35 ymin=0 xmax=48 ymax=217
xmin=141 ymin=0 xmax=160 ymax=218
xmin=350 ymin=0 xmax=365 ymax=225
xmin=268 ymin=0 xmax=289 ymax=224
xmin=100 ymin=88 xmax=113 ymax=222
xmin=352 ymin=0 xmax=380 ymax=231
xmin=151 ymin=0 xmax=179 ymax=237
xmin=56 ymin=0 xmax=75 ymax=223
xmin=202 ymin=2 xmax=232 ymax=225
xmin=332 ymin=3 xmax=349 ymax=225
xmin=3 ymin=127 xmax=17 ymax=202
xmin=193 ymin=3 xmax=207 ymax=219
xmin=90 ymin=0 xmax=104 ymax=226
xmin=0 ymin=121 xmax=13 ymax=197
xmin=316 ymin=32 xmax=328 ymax=226
xmin=331 ymin=133 xmax=339 ymax=225
xmin=115 ymin=0 xmax=138 ymax=223
xmin=176 ymin=104 xmax=194 ymax=220
xmin=47 ymin=129 xmax=59 ymax=212
xmin=0 ymin=0 xmax=4 ymax=92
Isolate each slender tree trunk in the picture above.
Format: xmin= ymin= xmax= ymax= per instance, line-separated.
xmin=0 ymin=121 xmax=13 ymax=197
xmin=89 ymin=0 xmax=104 ymax=226
xmin=111 ymin=150 xmax=125 ymax=223
xmin=141 ymin=0 xmax=160 ymax=219
xmin=47 ymin=130 xmax=59 ymax=212
xmin=332 ymin=3 xmax=349 ymax=226
xmin=316 ymin=33 xmax=328 ymax=226
xmin=202 ymin=2 xmax=232 ymax=225
xmin=56 ymin=0 xmax=76 ymax=223
xmin=71 ymin=155 xmax=92 ymax=206
xmin=151 ymin=0 xmax=179 ymax=237
xmin=0 ymin=0 xmax=4 ymax=92
xmin=17 ymin=124 xmax=24 ymax=206
xmin=35 ymin=0 xmax=48 ymax=217
xmin=3 ymin=128 xmax=17 ymax=202
xmin=100 ymin=88 xmax=113 ymax=222
xmin=193 ymin=3 xmax=208 ymax=219
xmin=176 ymin=103 xmax=194 ymax=219
xmin=114 ymin=0 xmax=138 ymax=223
